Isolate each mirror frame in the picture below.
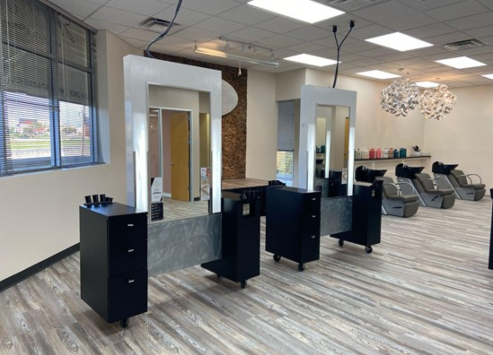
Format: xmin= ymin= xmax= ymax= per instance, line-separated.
xmin=298 ymin=85 xmax=356 ymax=195
xmin=124 ymin=55 xmax=222 ymax=213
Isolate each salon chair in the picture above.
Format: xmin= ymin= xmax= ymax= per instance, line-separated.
xmin=432 ymin=161 xmax=486 ymax=201
xmin=376 ymin=176 xmax=419 ymax=217
xmin=395 ymin=163 xmax=455 ymax=209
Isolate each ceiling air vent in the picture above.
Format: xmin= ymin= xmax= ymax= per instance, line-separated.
xmin=443 ymin=39 xmax=486 ymax=51
xmin=140 ymin=18 xmax=182 ymax=35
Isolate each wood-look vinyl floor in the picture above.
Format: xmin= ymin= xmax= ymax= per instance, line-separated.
xmin=1 ymin=198 xmax=493 ymax=355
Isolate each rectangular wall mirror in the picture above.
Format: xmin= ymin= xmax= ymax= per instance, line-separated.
xmin=147 ymin=86 xmax=212 ymax=222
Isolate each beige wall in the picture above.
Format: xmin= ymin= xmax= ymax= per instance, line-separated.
xmin=0 ymin=31 xmax=141 ymax=282
xmin=424 ymin=85 xmax=493 ymax=188
xmin=246 ymin=70 xmax=278 ymax=180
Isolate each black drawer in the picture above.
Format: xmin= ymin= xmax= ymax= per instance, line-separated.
xmin=303 ymin=194 xmax=321 ymax=212
xmin=301 ymin=232 xmax=320 ymax=263
xmin=108 ymin=269 xmax=148 ymax=323
xmin=108 ymin=214 xmax=147 ymax=246
xmin=108 ymin=240 xmax=147 ymax=277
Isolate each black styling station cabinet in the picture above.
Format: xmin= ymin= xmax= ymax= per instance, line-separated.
xmin=80 ymin=203 xmax=148 ymax=328
xmin=332 ymin=168 xmax=383 ymax=253
xmin=202 ymin=191 xmax=261 ymax=288
xmin=265 ymin=186 xmax=321 ymax=271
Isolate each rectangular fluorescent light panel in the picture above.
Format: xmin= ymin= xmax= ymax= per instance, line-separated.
xmin=248 ymin=0 xmax=344 ymax=24
xmin=284 ymin=54 xmax=337 ymax=67
xmin=436 ymin=56 xmax=486 ymax=69
xmin=356 ymin=70 xmax=401 ymax=79
xmin=366 ymin=32 xmax=433 ymax=52
xmin=481 ymin=74 xmax=493 ymax=80
xmin=416 ymin=81 xmax=439 ymax=88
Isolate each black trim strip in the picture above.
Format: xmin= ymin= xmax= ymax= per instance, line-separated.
xmin=0 ymin=243 xmax=80 ymax=293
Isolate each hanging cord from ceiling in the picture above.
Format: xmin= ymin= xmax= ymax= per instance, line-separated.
xmin=145 ymin=0 xmax=183 ymax=58
xmin=332 ymin=20 xmax=355 ymax=89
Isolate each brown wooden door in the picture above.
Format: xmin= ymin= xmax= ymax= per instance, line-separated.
xmin=170 ymin=112 xmax=190 ymax=201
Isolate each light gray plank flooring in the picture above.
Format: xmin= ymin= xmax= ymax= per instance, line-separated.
xmin=1 ymin=198 xmax=492 ymax=355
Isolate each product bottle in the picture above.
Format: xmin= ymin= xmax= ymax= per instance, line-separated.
xmin=389 ymin=148 xmax=394 ymax=158
xmin=393 ymin=149 xmax=399 ymax=158
xmin=383 ymin=148 xmax=389 ymax=158
xmin=376 ymin=148 xmax=382 ymax=159
xmin=399 ymin=148 xmax=406 ymax=158
xmin=369 ymin=148 xmax=375 ymax=159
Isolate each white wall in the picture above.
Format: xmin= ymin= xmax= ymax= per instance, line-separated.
xmin=424 ymin=85 xmax=493 ymax=189
xmin=0 ymin=31 xmax=142 ymax=282
xmin=246 ymin=70 xmax=278 ymax=180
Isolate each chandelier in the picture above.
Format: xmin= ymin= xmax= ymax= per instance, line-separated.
xmin=380 ymin=78 xmax=420 ymax=117
xmin=419 ymin=84 xmax=457 ymax=120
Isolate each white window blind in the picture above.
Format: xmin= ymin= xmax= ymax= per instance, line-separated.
xmin=0 ymin=0 xmax=99 ymax=176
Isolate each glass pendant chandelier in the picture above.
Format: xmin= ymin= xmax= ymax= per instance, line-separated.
xmin=419 ymin=84 xmax=457 ymax=120
xmin=380 ymin=78 xmax=420 ymax=117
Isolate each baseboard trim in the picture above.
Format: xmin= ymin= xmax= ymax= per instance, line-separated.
xmin=0 ymin=243 xmax=80 ymax=293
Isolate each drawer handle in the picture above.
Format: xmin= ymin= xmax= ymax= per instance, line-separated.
xmin=311 ymin=198 xmax=317 ymax=201
xmin=127 ymin=224 xmax=134 ymax=227
xmin=311 ymin=215 xmax=317 ymax=218
xmin=311 ymin=235 xmax=316 ymax=239
xmin=128 ymin=279 xmax=135 ymax=284
xmin=128 ymin=249 xmax=135 ymax=253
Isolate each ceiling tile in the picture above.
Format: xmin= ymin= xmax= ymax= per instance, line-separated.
xmin=154 ymin=7 xmax=211 ymax=26
xmin=353 ymin=1 xmax=435 ymax=31
xmin=105 ymin=0 xmax=170 ymax=17
xmin=174 ymin=27 xmax=220 ymax=42
xmin=228 ymin=26 xmax=277 ymax=42
xmin=120 ymin=28 xmax=159 ymax=42
xmin=90 ymin=7 xmax=148 ymax=27
xmin=48 ymin=0 xmax=102 ymax=19
xmin=256 ymin=35 xmax=303 ymax=49
xmin=284 ymin=26 xmax=335 ymax=42
xmin=254 ymin=17 xmax=306 ymax=34
xmin=404 ymin=23 xmax=457 ymax=40
xmin=84 ymin=18 xmax=130 ymax=34
xmin=397 ymin=0 xmax=464 ymax=11
xmin=348 ymin=24 xmax=392 ymax=41
xmin=446 ymin=12 xmax=493 ymax=31
xmin=425 ymin=0 xmax=489 ymax=21
xmin=182 ymin=0 xmax=240 ymax=16
xmin=217 ymin=5 xmax=276 ymax=25
xmin=465 ymin=25 xmax=493 ymax=39
xmin=194 ymin=17 xmax=246 ymax=33
xmin=284 ymin=42 xmax=326 ymax=54
xmin=477 ymin=0 xmax=493 ymax=11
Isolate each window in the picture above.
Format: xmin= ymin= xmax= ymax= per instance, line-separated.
xmin=0 ymin=0 xmax=99 ymax=176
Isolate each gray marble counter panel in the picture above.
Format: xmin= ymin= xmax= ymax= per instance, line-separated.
xmin=148 ymin=214 xmax=221 ymax=277
xmin=320 ymin=197 xmax=352 ymax=236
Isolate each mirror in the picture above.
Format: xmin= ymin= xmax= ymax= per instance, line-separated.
xmin=314 ymin=105 xmax=350 ymax=198
xmin=124 ymin=55 xmax=222 ymax=218
xmin=147 ymin=86 xmax=212 ymax=222
xmin=298 ymin=85 xmax=356 ymax=195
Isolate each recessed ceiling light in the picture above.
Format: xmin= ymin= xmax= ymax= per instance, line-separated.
xmin=248 ymin=0 xmax=344 ymax=24
xmin=365 ymin=32 xmax=433 ymax=52
xmin=416 ymin=81 xmax=439 ymax=88
xmin=284 ymin=54 xmax=338 ymax=67
xmin=482 ymin=74 xmax=493 ymax=80
xmin=356 ymin=70 xmax=401 ymax=79
xmin=435 ymin=56 xmax=486 ymax=69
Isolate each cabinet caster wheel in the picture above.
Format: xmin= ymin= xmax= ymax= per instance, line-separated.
xmin=365 ymin=246 xmax=373 ymax=254
xmin=120 ymin=318 xmax=129 ymax=328
xmin=273 ymin=254 xmax=281 ymax=262
xmin=298 ymin=263 xmax=305 ymax=272
xmin=338 ymin=239 xmax=344 ymax=247
xmin=240 ymin=280 xmax=246 ymax=289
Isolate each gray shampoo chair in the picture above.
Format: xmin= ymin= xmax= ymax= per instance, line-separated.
xmin=413 ymin=172 xmax=456 ymax=209
xmin=432 ymin=161 xmax=486 ymax=201
xmin=377 ymin=176 xmax=419 ymax=217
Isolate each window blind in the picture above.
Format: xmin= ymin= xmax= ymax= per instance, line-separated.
xmin=0 ymin=0 xmax=98 ymax=176
xmin=278 ymin=100 xmax=295 ymax=151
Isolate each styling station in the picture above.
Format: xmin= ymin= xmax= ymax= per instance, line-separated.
xmin=79 ymin=57 xmax=383 ymax=328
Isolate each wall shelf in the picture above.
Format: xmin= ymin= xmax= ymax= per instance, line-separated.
xmin=355 ymin=155 xmax=431 ymax=171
